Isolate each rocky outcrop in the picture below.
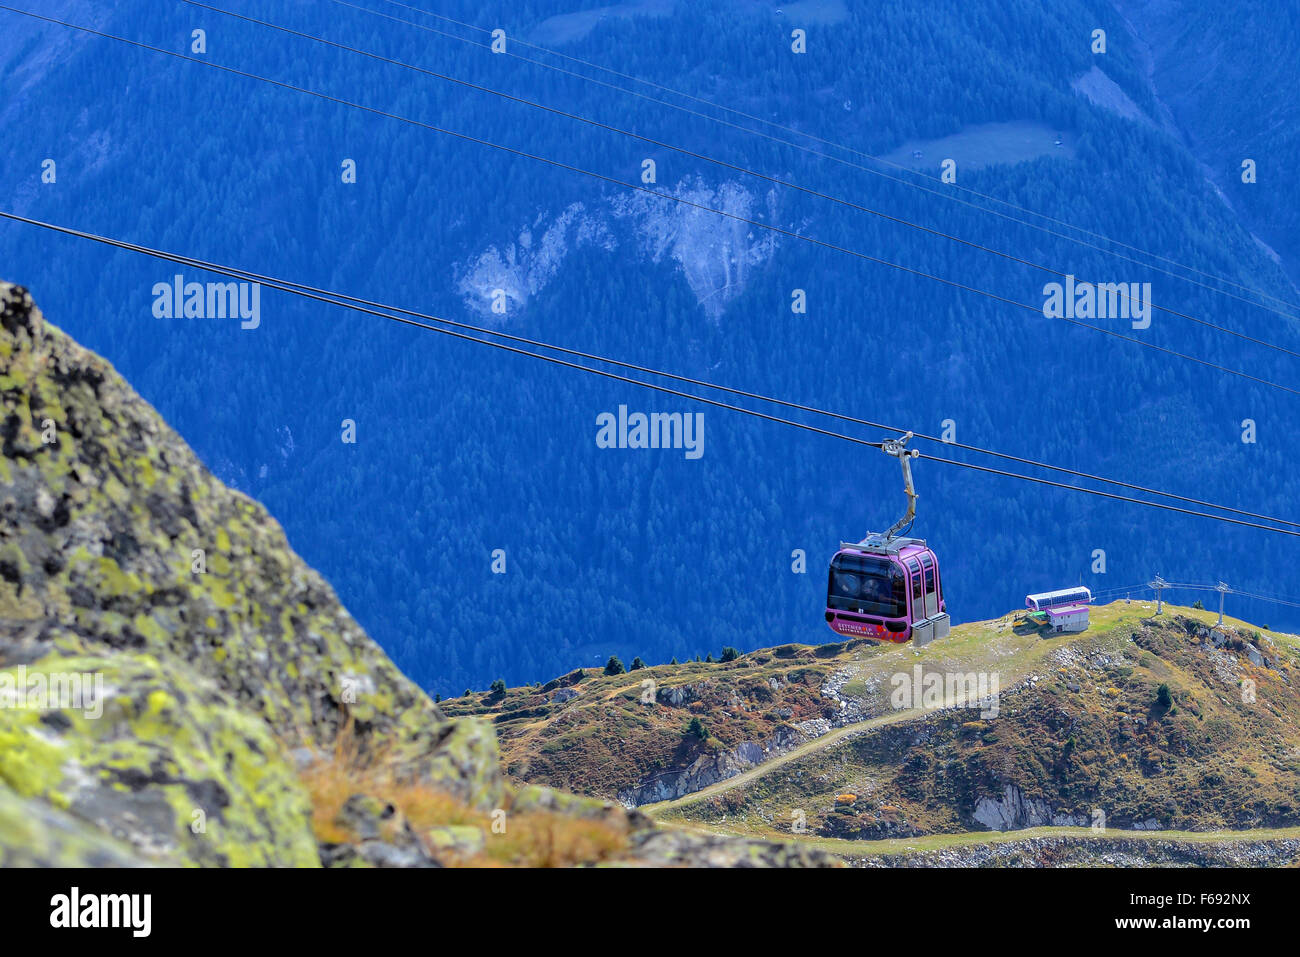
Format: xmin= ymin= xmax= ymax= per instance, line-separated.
xmin=0 ymin=652 xmax=320 ymax=865
xmin=1071 ymin=65 xmax=1151 ymax=126
xmin=611 ymin=177 xmax=781 ymax=321
xmin=456 ymin=177 xmax=780 ymax=323
xmin=0 ymin=282 xmax=500 ymax=865
xmin=456 ymin=202 xmax=615 ymax=320
xmin=617 ymin=742 xmax=762 ymax=806
xmin=0 ymin=780 xmax=157 ymax=867
xmin=617 ymin=725 xmax=807 ymax=806
xmin=972 ymin=785 xmax=1090 ymax=831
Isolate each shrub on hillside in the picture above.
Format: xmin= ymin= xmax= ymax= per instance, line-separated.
xmin=1156 ymin=683 xmax=1173 ymax=710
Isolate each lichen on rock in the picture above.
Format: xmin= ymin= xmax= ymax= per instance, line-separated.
xmin=0 ymin=281 xmax=501 ymax=865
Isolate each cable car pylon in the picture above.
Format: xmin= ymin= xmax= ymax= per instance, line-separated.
xmin=1152 ymin=575 xmax=1168 ymax=614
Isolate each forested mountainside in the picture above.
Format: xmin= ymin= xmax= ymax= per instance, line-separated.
xmin=1116 ymin=0 xmax=1300 ymax=285
xmin=2 ymin=0 xmax=1298 ymax=697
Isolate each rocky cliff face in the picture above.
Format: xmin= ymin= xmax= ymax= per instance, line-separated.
xmin=456 ymin=177 xmax=781 ymax=322
xmin=0 ymin=281 xmax=501 ymax=864
xmin=0 ymin=282 xmax=836 ymax=868
xmin=617 ymin=726 xmax=810 ymax=806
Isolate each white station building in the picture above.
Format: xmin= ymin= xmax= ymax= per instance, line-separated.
xmin=1045 ymin=603 xmax=1090 ymax=633
xmin=1026 ymin=587 xmax=1092 ymax=633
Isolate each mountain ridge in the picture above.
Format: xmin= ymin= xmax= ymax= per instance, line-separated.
xmin=445 ymin=597 xmax=1300 ymax=864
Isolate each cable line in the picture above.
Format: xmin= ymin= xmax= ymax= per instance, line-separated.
xmin=1229 ymin=590 xmax=1300 ymax=611
xmin=914 ymin=450 xmax=1300 ymax=538
xmin=1147 ymin=582 xmax=1300 ymax=611
xmin=0 ymin=223 xmax=886 ymax=451
xmin=6 ymin=204 xmax=1297 ymax=531
xmin=347 ymin=0 xmax=1300 ymax=321
xmin=182 ymin=0 xmax=1300 ymax=362
xmin=1090 ymin=583 xmax=1152 ymax=597
xmin=7 ymin=5 xmax=1298 ymax=400
xmin=5 ymin=208 xmax=1300 ymax=541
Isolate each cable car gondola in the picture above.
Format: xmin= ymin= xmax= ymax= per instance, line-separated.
xmin=825 ymin=433 xmax=951 ymax=646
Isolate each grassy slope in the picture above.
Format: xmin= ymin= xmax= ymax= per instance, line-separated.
xmin=450 ymin=601 xmax=1300 ymax=858
xmin=440 ymin=644 xmax=856 ymax=798
xmin=659 ymin=604 xmax=1300 ymax=840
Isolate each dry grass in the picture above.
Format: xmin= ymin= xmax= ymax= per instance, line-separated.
xmin=293 ymin=717 xmax=631 ymax=867
xmin=465 ymin=811 xmax=629 ymax=868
